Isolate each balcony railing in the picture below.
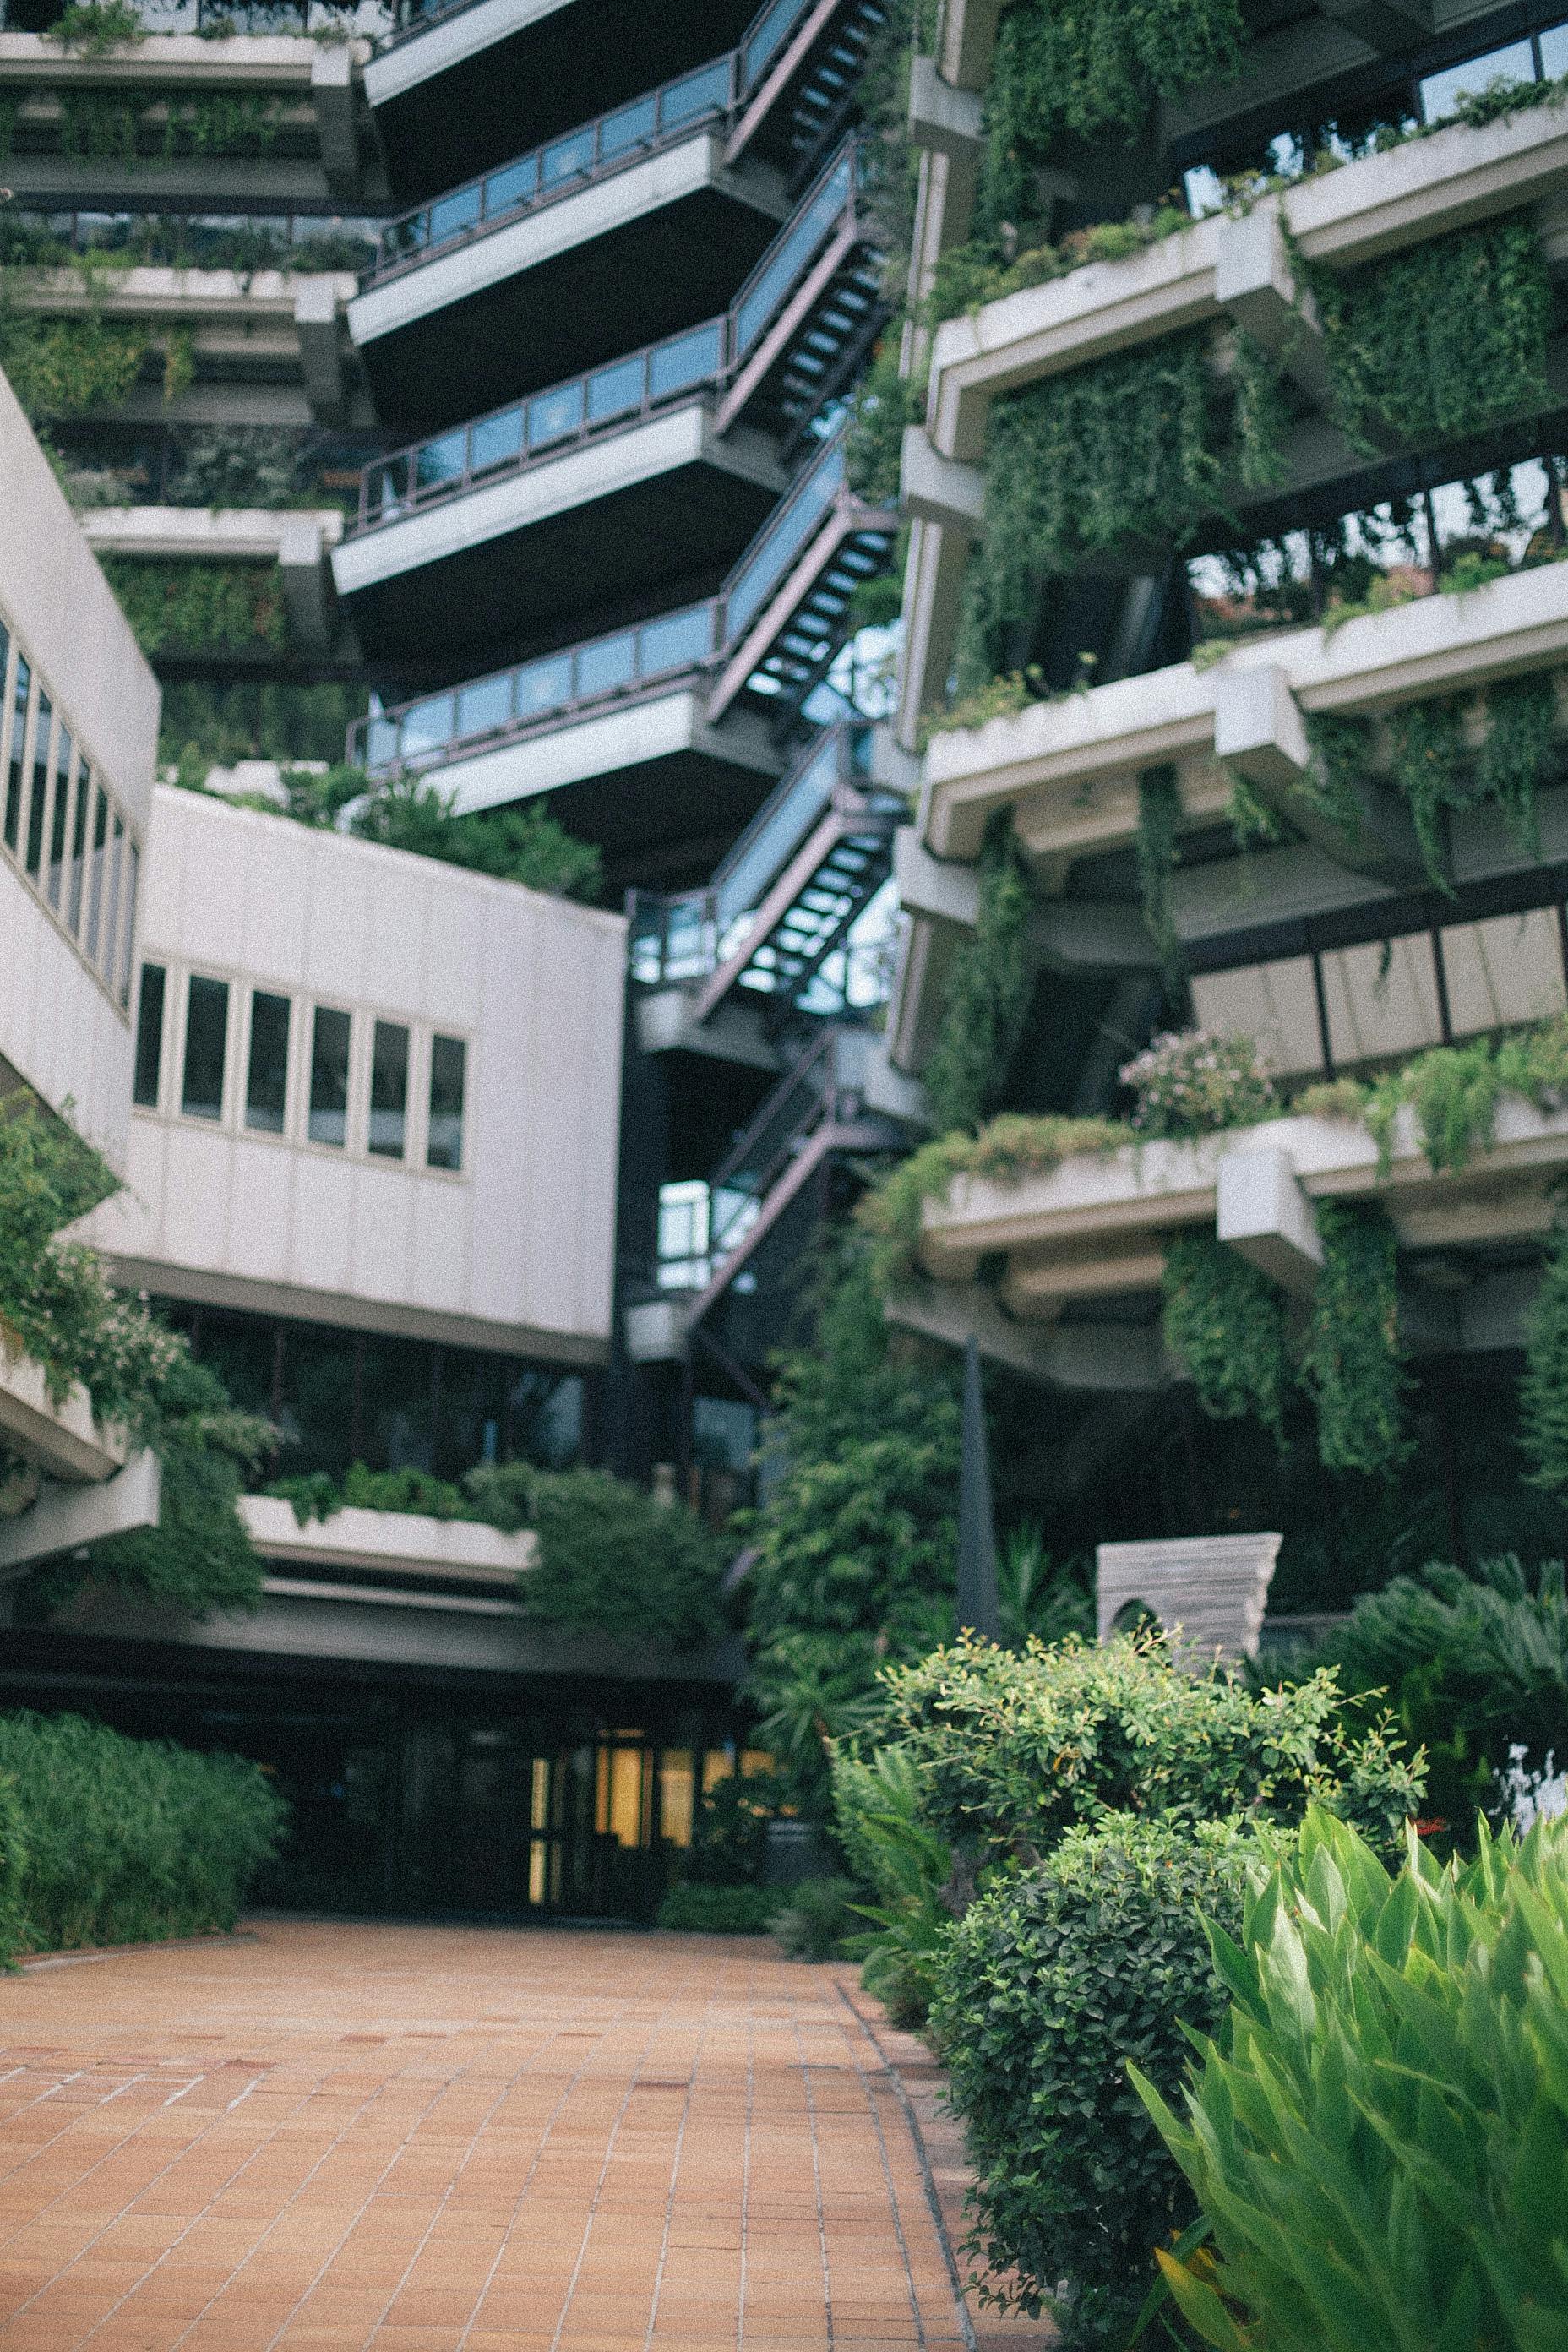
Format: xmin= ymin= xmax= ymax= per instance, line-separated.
xmin=350 ymin=602 xmax=720 ymax=774
xmin=346 ymin=138 xmax=863 ymax=538
xmin=367 ymin=55 xmax=735 ymax=283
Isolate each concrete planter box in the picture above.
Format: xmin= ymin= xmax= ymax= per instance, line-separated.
xmin=239 ymin=1494 xmax=536 ymax=1587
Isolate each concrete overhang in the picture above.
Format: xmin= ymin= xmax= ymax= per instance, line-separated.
xmin=919 ymin=560 xmax=1568 ymax=865
xmin=0 ymin=30 xmax=329 ymax=86
xmin=0 ymin=1451 xmax=161 ymax=1581
xmin=331 ymin=403 xmax=785 ymax=664
xmin=0 ymin=1336 xmax=128 ymax=1488
xmin=240 ymin=1494 xmax=536 ymax=1586
xmin=350 ymin=134 xmax=786 ymax=427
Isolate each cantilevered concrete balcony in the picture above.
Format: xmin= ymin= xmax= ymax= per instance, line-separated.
xmin=351 ymin=603 xmax=787 ymax=882
xmin=0 ymin=1331 xmax=161 ymax=1580
xmin=364 ymin=0 xmax=761 ymax=199
xmin=897 ymin=88 xmax=1568 ymax=737
xmin=890 ymin=1091 xmax=1568 ymax=1390
xmin=333 ymin=142 xmax=880 ymax=665
xmin=81 ymin=506 xmax=344 ymax=660
xmin=350 ymin=68 xmax=790 ymax=427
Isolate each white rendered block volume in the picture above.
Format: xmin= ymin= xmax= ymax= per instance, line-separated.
xmin=1216 ymin=1145 xmax=1325 ymax=1298
xmin=0 ymin=1451 xmax=161 ymax=1579
xmin=1097 ymin=1531 xmax=1283 ymax=1663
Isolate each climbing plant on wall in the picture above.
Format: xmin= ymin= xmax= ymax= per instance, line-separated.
xmin=0 ymin=313 xmax=149 ymax=422
xmin=1520 ymin=1228 xmax=1568 ymax=1494
xmin=1298 ymin=1201 xmax=1409 ymax=1474
xmin=923 ymin=814 xmax=1037 ymax=1132
xmin=1308 ymin=217 xmax=1551 ymax=456
xmin=100 ymin=558 xmax=287 ymax=656
xmin=1161 ymin=1233 xmax=1289 ymax=1441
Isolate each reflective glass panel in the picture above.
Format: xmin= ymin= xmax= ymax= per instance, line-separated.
xmin=414 ymin=430 xmax=466 ymax=491
xmin=25 ymin=692 xmax=52 ymax=878
xmin=527 ymin=381 xmax=585 ymax=447
xmin=602 ymin=93 xmax=656 ymax=155
xmin=84 ymin=786 xmax=108 ymax=963
xmin=575 ymin=629 xmax=636 ymax=698
xmin=368 ymin=1020 xmax=410 ymax=1158
xmin=367 ymin=716 xmax=399 ymax=768
xmin=1420 ymin=39 xmax=1534 ymax=121
xmin=46 ymin=730 xmax=72 ymax=910
xmin=648 ymin=318 xmax=723 ymax=400
xmin=469 ymin=407 xmax=524 ymax=471
xmin=400 ymin=693 xmax=455 ymax=761
xmin=542 ymin=126 xmax=594 ymax=186
xmin=1540 ymin=20 xmax=1568 ymax=75
xmin=117 ymin=839 xmax=137 ymax=1006
xmin=733 ymin=153 xmax=849 ymax=355
xmin=586 ymin=355 xmax=644 ymax=422
xmin=182 ymin=974 xmax=230 ymax=1121
xmin=639 ymin=604 xmax=714 ymax=674
xmin=101 ymin=813 xmax=124 ymax=981
xmin=515 ymin=652 xmax=573 ymax=715
xmin=3 ymin=646 xmax=25 ymax=854
xmin=308 ymin=1004 xmax=351 ymax=1146
xmin=456 ymin=674 xmax=512 ymax=739
xmin=662 ymin=58 xmax=729 ymax=126
xmin=427 ymin=1033 xmax=466 ymax=1170
xmin=427 ymin=183 xmax=482 ymax=243
xmin=67 ymin=759 xmax=90 ymax=930
xmin=486 ymin=155 xmax=539 ymax=215
xmin=133 ymin=962 xmax=166 ymax=1110
xmin=245 ymin=989 xmax=291 ymax=1133
xmin=742 ymin=0 xmax=803 ymax=89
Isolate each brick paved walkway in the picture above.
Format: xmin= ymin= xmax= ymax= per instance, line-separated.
xmin=0 ymin=1922 xmax=987 ymax=2352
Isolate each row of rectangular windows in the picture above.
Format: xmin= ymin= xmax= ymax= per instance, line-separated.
xmin=0 ymin=612 xmax=140 ymax=1012
xmin=134 ymin=961 xmax=470 ymax=1173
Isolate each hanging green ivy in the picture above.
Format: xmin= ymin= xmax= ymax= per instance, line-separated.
xmin=1519 ymin=1228 xmax=1568 ymax=1494
xmin=923 ymin=814 xmax=1037 ymax=1133
xmin=1475 ymin=672 xmax=1557 ymax=856
xmin=1161 ymin=1231 xmax=1289 ymax=1441
xmin=51 ymin=89 xmax=288 ymax=171
xmin=1386 ymin=694 xmax=1467 ymax=887
xmin=845 ymin=339 xmax=922 ymax=506
xmin=1297 ymin=1201 xmax=1409 ymax=1475
xmin=100 ymin=558 xmax=287 ymax=656
xmin=1135 ymin=765 xmax=1184 ymax=992
xmin=0 ymin=311 xmax=150 ymax=422
xmin=980 ymin=0 xmax=1244 ymax=238
xmin=1310 ymin=217 xmax=1551 ymax=457
xmin=960 ymin=329 xmax=1280 ymax=690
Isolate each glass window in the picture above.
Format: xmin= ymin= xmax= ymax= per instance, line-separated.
xmin=182 ymin=973 xmax=230 ymax=1120
xmin=484 ymin=155 xmax=539 ymax=215
xmin=246 ymin=989 xmax=291 ymax=1133
xmin=1539 ymin=20 xmax=1568 ymax=77
xmin=456 ymin=674 xmax=512 ymax=739
xmin=602 ymin=92 xmax=656 ymax=155
xmin=1420 ymin=39 xmax=1534 ymax=122
xmin=516 ymin=651 xmax=574 ymax=716
xmin=84 ymin=785 xmax=109 ymax=963
xmin=527 ymin=380 xmax=585 ymax=448
xmin=427 ymin=1033 xmax=466 ymax=1170
xmin=3 ymin=648 xmax=27 ymax=854
xmin=427 ymin=182 xmax=482 ymax=243
xmin=117 ymin=840 xmax=138 ymax=1007
xmin=649 ymin=320 xmax=723 ymax=402
xmin=541 ymin=125 xmax=593 ymax=186
xmin=133 ymin=962 xmax=166 ymax=1108
xmin=46 ymin=731 xmax=72 ymax=911
xmin=308 ymin=1005 xmax=351 ymax=1146
xmin=24 ymin=691 xmax=52 ymax=879
xmin=368 ymin=1020 xmax=410 ymax=1158
xmin=414 ymin=429 xmax=466 ymax=493
xmin=101 ymin=811 xmax=125 ymax=980
xmin=587 ymin=355 xmax=644 ymax=422
xmin=640 ymin=605 xmax=712 ymax=675
xmin=400 ymin=692 xmax=455 ymax=763
xmin=66 ymin=759 xmax=90 ymax=931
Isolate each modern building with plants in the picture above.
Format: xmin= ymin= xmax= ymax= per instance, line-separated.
xmin=873 ymin=0 xmax=1568 ymax=1613
xmin=0 ymin=0 xmax=917 ymax=1913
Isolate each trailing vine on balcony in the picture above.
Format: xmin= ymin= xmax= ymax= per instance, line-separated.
xmin=1520 ymin=1228 xmax=1568 ymax=1493
xmin=1161 ymin=1231 xmax=1288 ymax=1440
xmin=1135 ymin=765 xmax=1184 ymax=991
xmin=0 ymin=313 xmax=149 ymax=422
xmin=981 ymin=0 xmax=1244 ymax=237
xmin=958 ymin=329 xmax=1281 ymax=691
xmin=100 ymin=558 xmax=287 ymax=656
xmin=1298 ymin=1201 xmax=1409 ymax=1474
xmin=53 ymin=90 xmax=288 ymax=169
xmin=923 ymin=814 xmax=1037 ymax=1132
xmin=1306 ymin=217 xmax=1551 ymax=457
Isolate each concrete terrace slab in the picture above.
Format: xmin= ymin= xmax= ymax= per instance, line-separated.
xmin=0 ymin=1919 xmax=1032 ymax=2349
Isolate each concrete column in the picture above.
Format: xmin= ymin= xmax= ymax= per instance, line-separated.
xmin=294 ymin=279 xmax=346 ymax=427
xmin=277 ymin=514 xmax=336 ymax=656
xmin=900 ymin=426 xmax=984 ymax=536
xmin=0 ymin=1450 xmax=161 ymax=1579
xmin=906 ymin=57 xmax=985 ymax=158
xmin=310 ymin=46 xmax=362 ymax=204
xmin=1217 ymin=1146 xmax=1324 ymax=1298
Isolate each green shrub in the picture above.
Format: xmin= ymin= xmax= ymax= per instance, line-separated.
xmin=655 ymin=1882 xmax=779 ymax=1934
xmin=683 ymin=1768 xmax=792 ymax=1887
xmin=831 ymin=1743 xmax=953 ymax=2024
xmin=0 ymin=1712 xmax=286 ymax=1957
xmin=268 ymin=1460 xmax=476 ymax=1525
xmin=465 ymin=1462 xmax=727 ymax=1652
xmin=933 ymin=1813 xmax=1254 ymax=2344
xmin=770 ymin=1876 xmax=862 ymax=1960
xmin=1137 ymin=1804 xmax=1568 ymax=2352
xmin=876 ymin=1631 xmax=1424 ymax=1874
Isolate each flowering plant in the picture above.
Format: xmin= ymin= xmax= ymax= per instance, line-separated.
xmin=1119 ymin=1026 xmax=1277 ymax=1138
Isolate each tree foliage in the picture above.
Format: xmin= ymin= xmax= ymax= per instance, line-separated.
xmin=922 ymin=816 xmax=1036 ymax=1132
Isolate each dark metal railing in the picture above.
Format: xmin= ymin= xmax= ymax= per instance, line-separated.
xmin=346 ymin=139 xmax=861 ymax=540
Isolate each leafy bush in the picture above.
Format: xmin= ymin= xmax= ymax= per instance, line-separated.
xmin=348 ymin=776 xmax=603 ymax=904
xmin=655 ymin=1882 xmax=779 ymax=1933
xmin=0 ymin=1711 xmax=285 ymax=1957
xmin=683 ymin=1768 xmax=792 ymax=1888
xmin=466 ymin=1462 xmax=727 ymax=1652
xmin=1138 ymin=1804 xmax=1568 ymax=2352
xmin=770 ymin=1876 xmax=862 ymax=1960
xmin=933 ymin=1813 xmax=1254 ymax=2344
xmin=1119 ymin=1026 xmax=1278 ymax=1139
xmin=876 ymin=1631 xmax=1424 ymax=1874
xmin=1309 ymin=1555 xmax=1568 ymax=1838
xmin=268 ymin=1461 xmax=476 ymax=1525
xmin=831 ymin=1743 xmax=953 ymax=2025
xmin=101 ymin=558 xmax=286 ymax=656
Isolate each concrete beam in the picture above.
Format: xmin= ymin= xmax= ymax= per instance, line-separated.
xmin=1001 ymin=1244 xmax=1167 ymax=1317
xmin=1214 ymin=205 xmax=1331 ymax=403
xmin=870 ymin=727 xmax=921 ymax=799
xmin=900 ymin=427 xmax=984 ymax=536
xmin=1212 ymin=660 xmax=1428 ymax=885
xmin=894 ymin=827 xmax=981 ymax=928
xmin=907 ymin=57 xmax=984 ymax=160
xmin=293 ymin=278 xmax=346 ymax=426
xmin=1217 ymin=1146 xmax=1325 ymax=1298
xmin=1033 ymin=898 xmax=1158 ymax=971
xmin=0 ymin=1450 xmax=161 ymax=1580
xmin=886 ymin=1279 xmax=1169 ymax=1390
xmin=277 ymin=514 xmax=336 ymax=655
xmin=634 ymin=988 xmax=780 ymax=1072
xmin=310 ymin=45 xmax=360 ymax=204
xmin=1313 ymin=0 xmax=1432 ymax=57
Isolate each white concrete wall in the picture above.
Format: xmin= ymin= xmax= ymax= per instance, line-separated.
xmin=84 ymin=785 xmax=627 ymax=1361
xmin=0 ymin=366 xmax=160 ymax=1168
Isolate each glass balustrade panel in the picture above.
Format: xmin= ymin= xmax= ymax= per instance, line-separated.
xmin=469 ymin=409 xmax=525 ymax=471
xmin=732 ymin=152 xmax=851 ymax=357
xmin=602 ymin=93 xmax=658 ymax=156
xmin=455 ymin=675 xmax=513 ymax=741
